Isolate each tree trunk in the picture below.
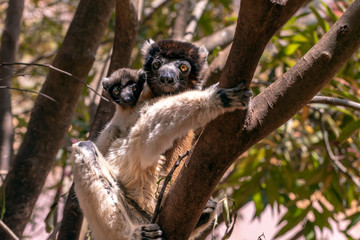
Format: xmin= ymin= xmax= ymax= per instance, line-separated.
xmin=58 ymin=0 xmax=140 ymax=239
xmin=0 ymin=0 xmax=24 ymax=171
xmin=0 ymin=0 xmax=114 ymax=238
xmin=157 ymin=0 xmax=358 ymax=238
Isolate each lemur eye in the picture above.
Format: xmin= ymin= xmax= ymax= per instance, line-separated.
xmin=152 ymin=61 xmax=161 ymax=70
xmin=179 ymin=64 xmax=189 ymax=72
xmin=112 ymin=88 xmax=120 ymax=97
xmin=132 ymin=85 xmax=137 ymax=92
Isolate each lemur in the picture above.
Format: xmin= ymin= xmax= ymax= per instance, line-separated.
xmin=95 ymin=68 xmax=148 ymax=155
xmin=71 ymin=82 xmax=253 ymax=239
xmin=79 ymin=40 xmax=223 ymax=239
xmin=96 ymin=39 xmax=208 ymax=157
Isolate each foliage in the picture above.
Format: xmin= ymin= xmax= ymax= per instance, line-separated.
xmin=216 ymin=1 xmax=360 ymax=239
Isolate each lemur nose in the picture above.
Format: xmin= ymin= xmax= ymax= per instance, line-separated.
xmin=160 ymin=75 xmax=174 ymax=84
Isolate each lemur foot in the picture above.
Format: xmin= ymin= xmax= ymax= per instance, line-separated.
xmin=195 ymin=198 xmax=217 ymax=228
xmin=216 ymin=82 xmax=253 ymax=109
xmin=72 ymin=141 xmax=99 ymax=165
xmin=134 ymin=223 xmax=163 ymax=240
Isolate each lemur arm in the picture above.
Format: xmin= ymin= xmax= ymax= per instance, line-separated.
xmin=125 ymin=83 xmax=252 ymax=170
xmin=72 ymin=141 xmax=163 ymax=240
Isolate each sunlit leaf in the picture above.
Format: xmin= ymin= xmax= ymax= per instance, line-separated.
xmin=338 ymin=120 xmax=360 ymax=143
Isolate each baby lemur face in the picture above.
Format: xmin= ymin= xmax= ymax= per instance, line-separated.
xmin=141 ymin=39 xmax=208 ymax=96
xmin=102 ymin=68 xmax=146 ymax=108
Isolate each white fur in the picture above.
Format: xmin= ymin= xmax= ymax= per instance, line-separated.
xmin=72 ymin=84 xmax=252 ymax=239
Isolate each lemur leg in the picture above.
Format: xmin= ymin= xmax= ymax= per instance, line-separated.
xmin=189 ymin=198 xmax=217 ymax=239
xmin=72 ymin=141 xmax=163 ymax=240
xmin=126 ymin=83 xmax=253 ymax=170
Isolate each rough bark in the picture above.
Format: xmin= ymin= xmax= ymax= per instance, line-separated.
xmin=0 ymin=0 xmax=24 ymax=171
xmin=58 ymin=0 xmax=140 ymax=239
xmin=0 ymin=0 xmax=114 ymax=238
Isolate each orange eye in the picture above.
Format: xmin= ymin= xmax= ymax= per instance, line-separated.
xmin=112 ymin=88 xmax=120 ymax=96
xmin=179 ymin=64 xmax=188 ymax=72
xmin=132 ymin=85 xmax=137 ymax=92
xmin=152 ymin=61 xmax=160 ymax=70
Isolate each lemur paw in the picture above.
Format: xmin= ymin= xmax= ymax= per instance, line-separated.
xmin=134 ymin=223 xmax=163 ymax=240
xmin=216 ymin=82 xmax=253 ymax=109
xmin=72 ymin=141 xmax=100 ymax=168
xmin=195 ymin=198 xmax=217 ymax=228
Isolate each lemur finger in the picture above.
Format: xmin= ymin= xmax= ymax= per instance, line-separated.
xmin=141 ymin=224 xmax=163 ymax=239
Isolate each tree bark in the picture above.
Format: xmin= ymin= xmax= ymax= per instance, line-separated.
xmin=160 ymin=0 xmax=360 ymax=238
xmin=58 ymin=0 xmax=140 ymax=239
xmin=0 ymin=0 xmax=114 ymax=238
xmin=0 ymin=0 xmax=24 ymax=171
xmin=157 ymin=0 xmax=319 ymax=238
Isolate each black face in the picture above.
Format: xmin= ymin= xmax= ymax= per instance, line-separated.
xmin=102 ymin=69 xmax=145 ymax=108
xmin=108 ymin=82 xmax=142 ymax=107
xmin=147 ymin=58 xmax=192 ymax=96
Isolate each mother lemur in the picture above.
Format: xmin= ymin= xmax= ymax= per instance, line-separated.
xmin=71 ymin=40 xmax=253 ymax=240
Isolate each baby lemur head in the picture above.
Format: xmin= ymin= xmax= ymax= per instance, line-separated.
xmin=141 ymin=39 xmax=208 ymax=96
xmin=102 ymin=68 xmax=146 ymax=108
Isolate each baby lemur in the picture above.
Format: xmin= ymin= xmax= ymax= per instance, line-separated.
xmin=95 ymin=68 xmax=147 ymax=155
xmin=72 ymin=82 xmax=253 ymax=239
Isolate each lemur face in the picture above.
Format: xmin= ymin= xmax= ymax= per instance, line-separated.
xmin=148 ymin=58 xmax=192 ymax=95
xmin=141 ymin=39 xmax=209 ymax=96
xmin=102 ymin=68 xmax=146 ymax=108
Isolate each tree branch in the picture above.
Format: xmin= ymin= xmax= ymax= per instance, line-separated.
xmin=0 ymin=0 xmax=115 ymax=238
xmin=0 ymin=0 xmax=24 ymax=171
xmin=194 ymin=24 xmax=236 ymax=53
xmin=58 ymin=0 xmax=140 ymax=239
xmin=310 ymin=96 xmax=360 ymax=111
xmin=0 ymin=220 xmax=18 ymax=240
xmin=142 ymin=0 xmax=169 ymax=24
xmin=319 ymin=112 xmax=360 ymax=189
xmin=171 ymin=0 xmax=192 ymax=41
xmin=202 ymin=44 xmax=231 ymax=87
xmin=157 ymin=0 xmax=360 ymax=238
xmin=183 ymin=0 xmax=209 ymax=42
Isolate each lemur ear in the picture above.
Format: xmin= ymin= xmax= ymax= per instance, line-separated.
xmin=141 ymin=39 xmax=156 ymax=58
xmin=198 ymin=45 xmax=209 ymax=64
xmin=138 ymin=69 xmax=147 ymax=84
xmin=102 ymin=78 xmax=111 ymax=91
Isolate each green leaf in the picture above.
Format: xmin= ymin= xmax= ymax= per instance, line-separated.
xmin=338 ymin=120 xmax=360 ymax=143
xmin=346 ymin=212 xmax=360 ymax=231
xmin=283 ymin=43 xmax=300 ymax=56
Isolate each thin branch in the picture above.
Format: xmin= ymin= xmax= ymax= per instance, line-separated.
xmin=142 ymin=0 xmax=169 ymax=23
xmin=194 ymin=24 xmax=236 ymax=52
xmin=183 ymin=0 xmax=209 ymax=42
xmin=0 ymin=73 xmax=28 ymax=82
xmin=151 ymin=150 xmax=190 ymax=223
xmin=171 ymin=0 xmax=192 ymax=40
xmin=0 ymin=62 xmax=108 ymax=102
xmin=0 ymin=220 xmax=19 ymax=240
xmin=320 ymin=112 xmax=360 ymax=189
xmin=310 ymin=96 xmax=360 ymax=111
xmin=0 ymin=86 xmax=57 ymax=102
